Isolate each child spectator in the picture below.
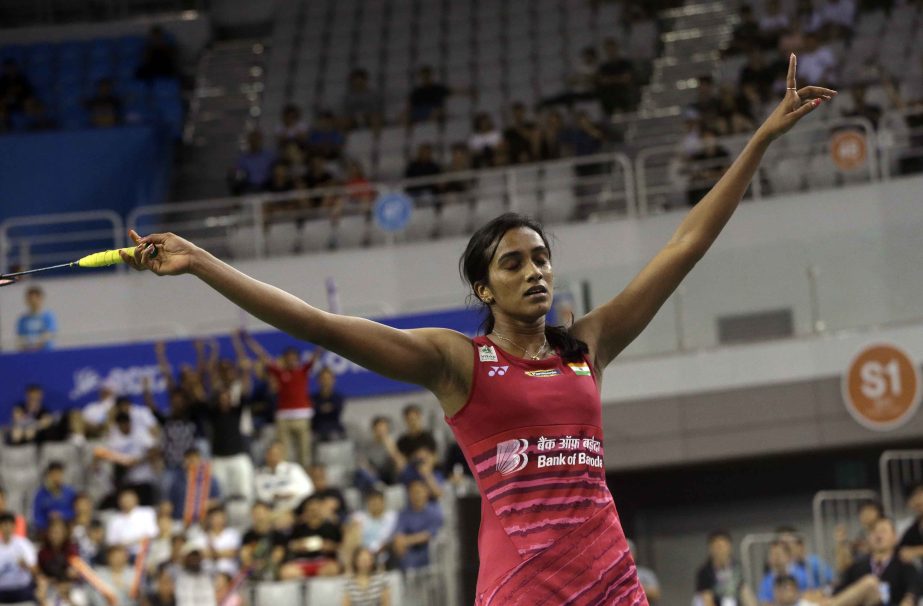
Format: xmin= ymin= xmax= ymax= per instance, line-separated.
xmin=17 ymin=285 xmax=57 ymax=351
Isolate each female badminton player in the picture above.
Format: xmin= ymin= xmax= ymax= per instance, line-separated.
xmin=123 ymin=55 xmax=834 ymax=605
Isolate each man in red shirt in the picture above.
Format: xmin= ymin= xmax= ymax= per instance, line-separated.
xmin=244 ymin=334 xmax=319 ymax=468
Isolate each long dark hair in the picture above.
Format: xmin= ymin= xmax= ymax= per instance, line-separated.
xmin=459 ymin=213 xmax=588 ymax=362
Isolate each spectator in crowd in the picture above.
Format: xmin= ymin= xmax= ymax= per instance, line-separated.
xmin=897 ymin=483 xmax=923 ymax=563
xmin=468 ymin=113 xmax=503 ymax=168
xmin=396 ymin=445 xmax=444 ymax=499
xmin=503 ymin=102 xmax=539 ymax=164
xmin=167 ymin=448 xmax=220 ymax=523
xmin=37 ymin=518 xmax=77 ymax=582
xmin=717 ymin=84 xmax=756 ymax=135
xmin=687 ymin=75 xmax=722 ymax=130
xmin=302 ymin=155 xmax=340 ymax=212
xmin=344 ymin=546 xmax=391 ymax=605
xmin=356 ymin=417 xmax=400 ymax=489
xmin=695 ymin=530 xmax=757 ymax=606
xmin=308 ymin=463 xmax=347 ymax=523
xmin=105 ymin=488 xmax=157 ymax=557
xmin=7 ymin=384 xmax=57 ymax=445
xmin=442 ymin=142 xmax=473 ymax=196
xmin=561 ymin=110 xmax=606 ymax=157
xmin=146 ymin=564 xmax=177 ymax=606
xmin=396 ymin=405 xmax=437 ymax=460
xmin=627 ymin=540 xmax=661 ymax=604
xmin=726 ymin=4 xmax=762 ymax=55
xmin=17 ymin=285 xmax=57 ymax=351
xmin=534 ymin=109 xmax=566 ymax=161
xmin=404 ymin=143 xmax=442 ymax=198
xmin=280 ymin=495 xmax=343 ymax=579
xmin=307 ymin=111 xmax=345 ymax=160
xmin=686 ymin=128 xmax=731 ymax=206
xmin=808 ymin=0 xmax=856 ymax=39
xmin=85 ymin=78 xmax=122 ymax=128
xmin=149 ymin=381 xmax=204 ymax=494
xmin=596 ymin=38 xmax=637 ymax=116
xmin=0 ymin=489 xmax=26 ymax=539
xmin=392 ymin=480 xmax=443 ymax=571
xmin=836 ymin=500 xmax=883 ymax=573
xmin=841 ymin=85 xmax=882 ymax=129
xmin=740 ymin=49 xmax=776 ymax=99
xmin=243 ymin=334 xmax=319 ymax=468
xmin=84 ymin=391 xmax=158 ymax=442
xmin=759 ymin=0 xmax=791 ymax=49
xmin=775 ymin=527 xmax=834 ymax=590
xmin=408 ymin=65 xmax=451 ymax=123
xmin=276 ymin=103 xmax=308 ymax=149
xmin=214 ymin=571 xmax=243 ymax=606
xmin=175 ymin=539 xmax=216 ymax=606
xmin=835 ymin=517 xmax=922 ymax=605
xmin=201 ymin=386 xmax=254 ymax=505
xmin=797 ymin=32 xmax=838 ymax=86
xmin=0 ymin=59 xmax=32 ymax=112
xmin=265 ymin=160 xmax=296 ymax=196
xmin=311 ymin=367 xmax=346 ymax=442
xmin=101 ymin=411 xmax=159 ymax=506
xmin=89 ymin=545 xmax=133 ymax=606
xmin=70 ymin=494 xmax=96 ymax=558
xmin=346 ymin=489 xmax=397 ymax=559
xmin=759 ymin=540 xmax=809 ymax=604
xmin=147 ymin=512 xmax=177 ymax=573
xmin=230 ymin=130 xmax=277 ymax=194
xmin=769 ymin=575 xmax=821 ymax=606
xmin=241 ymin=501 xmax=286 ymax=581
xmin=0 ymin=512 xmax=36 ymax=603
xmin=203 ymin=505 xmax=240 ymax=575
xmin=136 ymin=25 xmax=179 ymax=80
xmin=254 ymin=440 xmax=314 ymax=517
xmin=340 ymin=68 xmax=383 ymax=132
xmin=32 ymin=462 xmax=77 ymax=534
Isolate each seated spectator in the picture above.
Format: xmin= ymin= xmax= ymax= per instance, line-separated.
xmin=307 ymin=463 xmax=347 ymax=523
xmin=214 ymin=571 xmax=243 ymax=606
xmin=686 ymin=128 xmax=730 ymax=206
xmin=136 ymin=25 xmax=180 ymax=80
xmin=561 ymin=110 xmax=606 ymax=157
xmin=717 ymin=84 xmax=756 ymax=135
xmin=302 ymin=155 xmax=338 ymax=211
xmin=340 ymin=68 xmax=383 ymax=131
xmin=90 ymin=545 xmax=133 ymax=606
xmin=0 ymin=59 xmax=32 ymax=112
xmin=797 ymin=32 xmax=837 ymax=86
xmin=396 ymin=404 xmax=437 ymax=459
xmin=85 ymin=392 xmax=158 ymax=441
xmin=769 ymin=575 xmax=821 ymax=606
xmin=148 ymin=512 xmax=177 ymax=573
xmin=468 ymin=112 xmax=503 ymax=168
xmin=836 ymin=500 xmax=883 ymax=573
xmin=408 ymin=65 xmax=451 ymax=123
xmin=241 ymin=501 xmax=286 ymax=581
xmin=203 ymin=505 xmax=241 ymax=575
xmin=759 ymin=540 xmax=809 ymax=604
xmin=147 ymin=564 xmax=177 ymax=606
xmin=276 ymin=103 xmax=308 ymax=149
xmin=347 ymin=489 xmax=398 ymax=558
xmin=696 ymin=530 xmax=757 ymax=606
xmin=596 ymin=38 xmax=637 ymax=116
xmin=86 ymin=78 xmax=122 ymax=128
xmin=32 ymin=462 xmax=77 ymax=534
xmin=311 ymin=367 xmax=346 ymax=442
xmin=397 ymin=445 xmax=444 ymax=499
xmin=725 ymin=4 xmax=761 ymax=55
xmin=535 ymin=110 xmax=565 ymax=161
xmin=687 ymin=75 xmax=722 ymax=130
xmin=20 ymin=96 xmax=56 ymax=131
xmin=255 ymin=440 xmax=314 ymax=517
xmin=0 ymin=489 xmax=26 ymax=539
xmin=168 ymin=448 xmax=221 ymax=523
xmin=897 ymin=483 xmax=923 ymax=563
xmin=835 ymin=517 xmax=922 ymax=605
xmin=17 ymin=285 xmax=57 ymax=352
xmin=70 ymin=494 xmax=95 ymax=556
xmin=76 ymin=519 xmax=106 ymax=567
xmin=176 ymin=539 xmax=217 ymax=606
xmin=280 ymin=495 xmax=343 ymax=579
xmin=841 ymin=85 xmax=882 ymax=129
xmin=344 ymin=546 xmax=391 ymax=605
xmin=0 ymin=512 xmax=36 ymax=603
xmin=344 ymin=160 xmax=376 ymax=210
xmin=356 ymin=416 xmax=400 ymax=489
xmin=7 ymin=384 xmax=57 ymax=445
xmin=101 ymin=411 xmax=158 ymax=506
xmin=105 ymin=488 xmax=157 ymax=556
xmin=776 ymin=527 xmax=834 ymax=590
xmin=628 ymin=540 xmax=661 ymax=604
xmin=404 ymin=143 xmax=442 ymax=198
xmin=307 ymin=111 xmax=345 ymax=159
xmin=230 ymin=130 xmax=277 ymax=194
xmin=443 ymin=142 xmax=473 ymax=194
xmin=37 ymin=518 xmax=77 ymax=582
xmin=392 ymin=480 xmax=443 ymax=571
xmin=740 ymin=49 xmax=776 ymax=99
xmin=759 ymin=0 xmax=791 ymax=49
xmin=503 ymin=102 xmax=539 ymax=164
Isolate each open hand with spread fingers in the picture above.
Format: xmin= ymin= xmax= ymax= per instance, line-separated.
xmin=756 ymin=53 xmax=837 ymax=142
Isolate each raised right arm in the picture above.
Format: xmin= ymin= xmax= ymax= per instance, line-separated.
xmin=122 ymin=232 xmax=466 ymax=395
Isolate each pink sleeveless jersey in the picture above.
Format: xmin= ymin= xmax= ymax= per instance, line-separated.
xmin=446 ymin=336 xmax=648 ymax=606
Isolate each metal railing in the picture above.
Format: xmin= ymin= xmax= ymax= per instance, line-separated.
xmin=812 ymin=489 xmax=879 ymax=573
xmin=740 ymin=532 xmax=779 ymax=590
xmin=879 ymin=450 xmax=923 ymax=520
xmin=879 ymin=107 xmax=923 ymax=180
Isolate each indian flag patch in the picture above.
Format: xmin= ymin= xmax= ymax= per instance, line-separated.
xmin=568 ymin=362 xmax=592 ymax=376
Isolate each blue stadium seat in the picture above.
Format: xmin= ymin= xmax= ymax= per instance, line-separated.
xmin=25 ymin=44 xmax=55 ymax=69
xmin=0 ymin=45 xmax=26 ymax=64
xmin=151 ymin=77 xmax=181 ymax=101
xmin=88 ymin=59 xmax=115 ymax=83
xmin=156 ymin=99 xmax=185 ymax=137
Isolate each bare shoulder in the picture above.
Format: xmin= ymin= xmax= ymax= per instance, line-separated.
xmin=407 ymin=327 xmax=476 ymax=414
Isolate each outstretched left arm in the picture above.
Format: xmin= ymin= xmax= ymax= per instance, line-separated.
xmin=572 ymin=54 xmax=836 ymax=370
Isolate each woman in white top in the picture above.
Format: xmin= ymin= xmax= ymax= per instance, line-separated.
xmin=468 ymin=113 xmax=502 ymax=167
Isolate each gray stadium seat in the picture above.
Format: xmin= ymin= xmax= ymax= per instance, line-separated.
xmin=254 ymin=581 xmax=304 ymax=606
xmin=316 ymin=440 xmax=356 ymax=468
xmin=383 ymin=484 xmax=407 ymax=512
xmin=305 ymin=577 xmax=346 ymax=605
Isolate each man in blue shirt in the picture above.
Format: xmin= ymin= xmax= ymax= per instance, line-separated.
xmin=32 ymin=462 xmax=77 ymax=534
xmin=759 ymin=540 xmax=809 ymax=604
xmin=392 ymin=480 xmax=443 ymax=570
xmin=17 ymin=285 xmax=57 ymax=351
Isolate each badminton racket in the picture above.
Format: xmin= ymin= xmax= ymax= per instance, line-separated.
xmin=0 ymin=246 xmax=157 ymax=286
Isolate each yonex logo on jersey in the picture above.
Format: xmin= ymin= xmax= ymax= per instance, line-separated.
xmin=496 ymin=438 xmax=529 ymax=475
xmin=488 ymin=365 xmax=509 ymax=377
